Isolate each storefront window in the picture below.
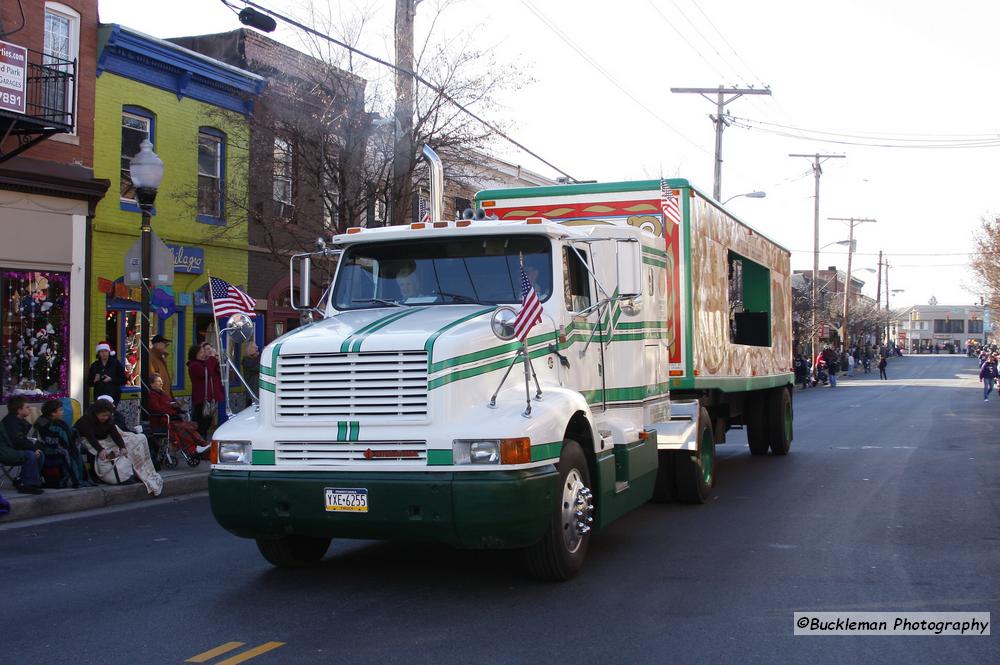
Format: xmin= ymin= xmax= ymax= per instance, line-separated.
xmin=105 ymin=310 xmax=142 ymax=388
xmin=1 ymin=271 xmax=71 ymax=399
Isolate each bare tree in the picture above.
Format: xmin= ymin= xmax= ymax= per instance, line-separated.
xmin=969 ymin=215 xmax=1000 ymax=312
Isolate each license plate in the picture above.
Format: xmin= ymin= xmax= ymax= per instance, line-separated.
xmin=325 ymin=488 xmax=368 ymax=513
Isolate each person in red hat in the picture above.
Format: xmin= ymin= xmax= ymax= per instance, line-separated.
xmin=87 ymin=342 xmax=126 ymax=404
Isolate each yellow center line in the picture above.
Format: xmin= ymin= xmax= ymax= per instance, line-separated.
xmin=213 ymin=642 xmax=287 ymax=665
xmin=186 ymin=642 xmax=245 ymax=663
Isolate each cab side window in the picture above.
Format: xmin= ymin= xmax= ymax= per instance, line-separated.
xmin=563 ymin=247 xmax=592 ymax=312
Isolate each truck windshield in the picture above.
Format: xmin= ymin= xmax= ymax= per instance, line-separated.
xmin=332 ymin=235 xmax=552 ymax=309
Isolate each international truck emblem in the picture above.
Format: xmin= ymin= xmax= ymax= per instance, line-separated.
xmin=363 ymin=448 xmax=374 ymax=459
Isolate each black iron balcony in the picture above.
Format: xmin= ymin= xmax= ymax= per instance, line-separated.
xmin=0 ymin=46 xmax=76 ymax=164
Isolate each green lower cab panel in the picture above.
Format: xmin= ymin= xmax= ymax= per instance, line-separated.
xmin=595 ymin=438 xmax=658 ymax=528
xmin=209 ymin=467 xmax=560 ymax=550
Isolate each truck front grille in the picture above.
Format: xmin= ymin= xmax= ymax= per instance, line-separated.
xmin=275 ymin=440 xmax=428 ymax=465
xmin=275 ymin=351 xmax=428 ymax=419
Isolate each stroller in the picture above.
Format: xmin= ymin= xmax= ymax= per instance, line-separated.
xmin=813 ymin=359 xmax=829 ymax=387
xmin=147 ymin=413 xmax=203 ymax=470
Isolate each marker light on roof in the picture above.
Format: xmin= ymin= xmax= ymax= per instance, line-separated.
xmin=346 ymin=227 xmax=363 ymax=234
xmin=410 ymin=223 xmax=426 ymax=230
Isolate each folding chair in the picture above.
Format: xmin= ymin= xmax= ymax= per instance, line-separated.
xmin=0 ymin=464 xmax=21 ymax=491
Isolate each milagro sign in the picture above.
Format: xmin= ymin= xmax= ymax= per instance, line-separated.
xmin=0 ymin=39 xmax=27 ymax=114
xmin=167 ymin=244 xmax=205 ymax=274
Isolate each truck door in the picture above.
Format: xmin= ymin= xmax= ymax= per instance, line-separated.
xmin=564 ymin=239 xmax=645 ymax=411
xmin=593 ymin=238 xmax=647 ymax=408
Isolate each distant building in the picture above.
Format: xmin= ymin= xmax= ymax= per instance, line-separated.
xmin=891 ymin=304 xmax=987 ymax=353
xmin=791 ymin=266 xmax=875 ymax=348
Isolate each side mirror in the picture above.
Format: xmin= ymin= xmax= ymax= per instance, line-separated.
xmin=616 ymin=240 xmax=642 ymax=300
xmin=226 ymin=313 xmax=255 ymax=343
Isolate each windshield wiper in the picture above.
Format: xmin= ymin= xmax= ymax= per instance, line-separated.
xmin=354 ymin=298 xmax=407 ymax=308
xmin=435 ymin=290 xmax=482 ymax=304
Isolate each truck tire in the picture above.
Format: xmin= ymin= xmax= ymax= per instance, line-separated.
xmin=675 ymin=407 xmax=714 ymax=504
xmin=767 ymin=387 xmax=793 ymax=456
xmin=256 ymin=535 xmax=331 ymax=568
xmin=651 ymin=450 xmax=677 ymax=503
xmin=745 ymin=393 xmax=770 ymax=455
xmin=524 ymin=440 xmax=593 ymax=581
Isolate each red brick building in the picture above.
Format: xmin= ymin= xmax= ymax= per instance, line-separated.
xmin=170 ymin=29 xmax=368 ymax=342
xmin=0 ymin=0 xmax=109 ymax=410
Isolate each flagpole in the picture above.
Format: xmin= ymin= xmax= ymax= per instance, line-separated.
xmin=207 ymin=270 xmax=229 ymax=423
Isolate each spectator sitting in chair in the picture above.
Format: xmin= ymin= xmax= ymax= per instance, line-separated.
xmin=75 ymin=400 xmax=162 ymax=496
xmin=34 ymin=399 xmax=91 ymax=488
xmin=0 ymin=396 xmax=45 ymax=494
xmin=149 ymin=373 xmax=210 ymax=456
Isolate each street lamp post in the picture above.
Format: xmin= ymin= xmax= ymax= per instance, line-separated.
xmin=721 ymin=190 xmax=766 ymax=206
xmin=829 ymin=217 xmax=876 ymax=354
xmin=129 ymin=140 xmax=164 ymax=422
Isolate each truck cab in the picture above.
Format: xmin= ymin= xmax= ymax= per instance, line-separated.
xmin=209 ymin=214 xmax=707 ymax=580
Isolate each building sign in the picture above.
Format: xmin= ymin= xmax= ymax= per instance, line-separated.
xmin=0 ymin=40 xmax=27 ymax=114
xmin=167 ymin=244 xmax=205 ymax=274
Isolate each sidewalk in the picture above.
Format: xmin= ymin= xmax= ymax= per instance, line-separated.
xmin=0 ymin=463 xmax=209 ymax=524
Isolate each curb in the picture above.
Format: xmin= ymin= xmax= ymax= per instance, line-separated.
xmin=1 ymin=468 xmax=209 ymax=524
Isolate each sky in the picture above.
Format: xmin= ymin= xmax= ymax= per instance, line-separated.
xmin=97 ymin=0 xmax=1000 ymax=307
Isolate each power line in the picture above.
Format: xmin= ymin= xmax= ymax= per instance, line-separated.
xmin=519 ymin=0 xmax=711 ymax=157
xmin=644 ymin=0 xmax=731 ymax=83
xmin=687 ymin=0 xmax=765 ymax=86
xmin=733 ymin=117 xmax=1000 ymax=149
xmin=227 ymin=0 xmax=580 ymax=181
xmin=665 ymin=0 xmax=750 ymax=87
xmin=737 ymin=116 xmax=1000 ymax=141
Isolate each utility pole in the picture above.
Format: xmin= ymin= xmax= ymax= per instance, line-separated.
xmin=391 ymin=0 xmax=416 ymax=226
xmin=884 ymin=259 xmax=891 ymax=344
xmin=671 ymin=85 xmax=772 ymax=200
xmin=790 ymin=153 xmax=845 ymax=361
xmin=829 ymin=217 xmax=876 ymax=353
xmin=875 ymin=250 xmax=883 ymax=308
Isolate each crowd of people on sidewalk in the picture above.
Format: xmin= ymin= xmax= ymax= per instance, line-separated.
xmin=977 ymin=347 xmax=1000 ymax=402
xmin=793 ymin=342 xmax=897 ymax=389
xmin=0 ymin=337 xmax=242 ymax=510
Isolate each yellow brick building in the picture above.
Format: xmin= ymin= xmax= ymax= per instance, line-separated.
xmin=90 ymin=25 xmax=263 ymax=419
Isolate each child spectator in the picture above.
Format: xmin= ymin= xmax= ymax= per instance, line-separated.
xmin=34 ymin=399 xmax=90 ymax=488
xmin=0 ymin=396 xmax=44 ymax=494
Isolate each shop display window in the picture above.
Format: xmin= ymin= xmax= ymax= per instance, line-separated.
xmin=1 ymin=270 xmax=71 ymax=399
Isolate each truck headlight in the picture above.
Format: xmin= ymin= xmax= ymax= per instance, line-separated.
xmin=216 ymin=441 xmax=252 ymax=465
xmin=453 ymin=438 xmax=530 ymax=465
xmin=453 ymin=440 xmax=500 ymax=464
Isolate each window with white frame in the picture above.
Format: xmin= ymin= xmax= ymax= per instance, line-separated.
xmin=43 ymin=2 xmax=79 ymax=130
xmin=120 ymin=110 xmax=152 ymax=201
xmin=198 ymin=129 xmax=224 ymax=219
xmin=273 ymin=136 xmax=294 ymax=218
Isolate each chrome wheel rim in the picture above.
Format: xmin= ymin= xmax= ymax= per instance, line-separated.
xmin=560 ymin=469 xmax=594 ymax=554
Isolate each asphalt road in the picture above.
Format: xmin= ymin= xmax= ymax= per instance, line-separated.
xmin=3 ymin=355 xmax=997 ymax=665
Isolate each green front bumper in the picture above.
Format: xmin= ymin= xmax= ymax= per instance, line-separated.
xmin=209 ymin=467 xmax=560 ymax=549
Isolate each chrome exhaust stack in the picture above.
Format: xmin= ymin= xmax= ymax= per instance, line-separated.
xmin=422 ymin=144 xmax=443 ymax=223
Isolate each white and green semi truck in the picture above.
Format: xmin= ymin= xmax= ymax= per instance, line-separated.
xmin=208 ymin=150 xmax=793 ymax=580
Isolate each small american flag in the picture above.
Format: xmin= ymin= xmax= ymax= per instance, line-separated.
xmin=660 ymin=179 xmax=681 ymax=226
xmin=210 ymin=277 xmax=256 ymax=318
xmin=512 ymin=267 xmax=543 ymax=342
